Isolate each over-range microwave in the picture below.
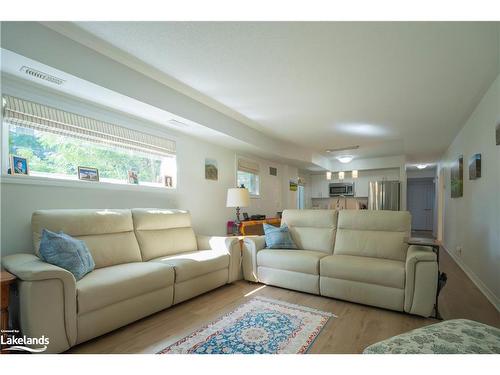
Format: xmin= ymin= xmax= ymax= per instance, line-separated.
xmin=329 ymin=182 xmax=355 ymax=197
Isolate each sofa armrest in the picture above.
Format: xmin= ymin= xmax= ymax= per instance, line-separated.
xmin=196 ymin=235 xmax=242 ymax=282
xmin=3 ymin=253 xmax=76 ymax=284
xmin=404 ymin=245 xmax=438 ymax=317
xmin=242 ymin=236 xmax=266 ymax=282
xmin=1 ymin=253 xmax=77 ymax=352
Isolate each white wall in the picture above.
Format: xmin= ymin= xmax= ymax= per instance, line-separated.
xmin=439 ymin=74 xmax=500 ymax=310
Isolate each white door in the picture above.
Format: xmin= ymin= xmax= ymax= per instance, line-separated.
xmin=407 ymin=178 xmax=435 ymax=231
xmin=297 ymin=185 xmax=305 ymax=209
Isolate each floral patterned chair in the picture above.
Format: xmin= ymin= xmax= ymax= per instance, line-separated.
xmin=363 ymin=319 xmax=500 ymax=354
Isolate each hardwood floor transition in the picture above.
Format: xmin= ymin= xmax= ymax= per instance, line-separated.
xmin=68 ymin=248 xmax=500 ymax=354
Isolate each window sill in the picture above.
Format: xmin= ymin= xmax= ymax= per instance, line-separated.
xmin=0 ymin=174 xmax=175 ymax=194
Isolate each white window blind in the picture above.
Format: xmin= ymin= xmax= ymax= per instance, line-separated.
xmin=237 ymin=158 xmax=259 ymax=174
xmin=2 ymin=95 xmax=176 ymax=157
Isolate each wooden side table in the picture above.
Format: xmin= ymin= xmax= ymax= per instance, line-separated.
xmin=240 ymin=218 xmax=280 ymax=236
xmin=1 ymin=270 xmax=16 ymax=353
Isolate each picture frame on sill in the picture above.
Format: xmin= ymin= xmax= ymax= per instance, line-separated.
xmin=164 ymin=175 xmax=173 ymax=188
xmin=9 ymin=155 xmax=29 ymax=176
xmin=127 ymin=170 xmax=139 ymax=184
xmin=78 ymin=166 xmax=99 ymax=182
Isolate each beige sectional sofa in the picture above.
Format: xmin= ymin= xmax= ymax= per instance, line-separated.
xmin=243 ymin=209 xmax=438 ymax=317
xmin=2 ymin=208 xmax=241 ymax=353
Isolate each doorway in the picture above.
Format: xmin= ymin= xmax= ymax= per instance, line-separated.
xmin=407 ymin=178 xmax=435 ymax=237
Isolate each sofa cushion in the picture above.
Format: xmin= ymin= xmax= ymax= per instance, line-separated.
xmin=32 ymin=209 xmax=142 ymax=269
xmin=281 ymin=210 xmax=337 ymax=254
xmin=77 ymin=262 xmax=174 ymax=314
xmin=334 ymin=210 xmax=411 ymax=261
xmin=132 ymin=209 xmax=198 ymax=261
xmin=257 ymin=249 xmax=327 ymax=275
xmin=320 ymin=254 xmax=405 ymax=289
xmin=150 ymin=250 xmax=230 ymax=283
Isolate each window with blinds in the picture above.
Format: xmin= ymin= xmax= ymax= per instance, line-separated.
xmin=237 ymin=158 xmax=260 ymax=196
xmin=2 ymin=95 xmax=177 ymax=188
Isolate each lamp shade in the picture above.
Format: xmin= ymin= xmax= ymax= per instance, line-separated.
xmin=226 ymin=187 xmax=250 ymax=207
xmin=338 ymin=171 xmax=345 ymax=180
xmin=352 ymin=170 xmax=358 ymax=178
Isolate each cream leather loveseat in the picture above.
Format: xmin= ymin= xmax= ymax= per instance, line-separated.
xmin=243 ymin=209 xmax=438 ymax=317
xmin=2 ymin=208 xmax=241 ymax=353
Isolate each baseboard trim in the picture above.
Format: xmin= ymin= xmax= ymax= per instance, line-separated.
xmin=442 ymin=245 xmax=500 ymax=312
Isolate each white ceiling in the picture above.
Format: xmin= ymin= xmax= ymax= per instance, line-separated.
xmin=71 ymin=22 xmax=499 ymax=163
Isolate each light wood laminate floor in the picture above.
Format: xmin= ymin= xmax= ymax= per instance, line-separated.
xmin=68 ymin=249 xmax=500 ymax=354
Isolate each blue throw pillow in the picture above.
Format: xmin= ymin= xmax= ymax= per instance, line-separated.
xmin=39 ymin=229 xmax=95 ymax=280
xmin=263 ymin=223 xmax=297 ymax=249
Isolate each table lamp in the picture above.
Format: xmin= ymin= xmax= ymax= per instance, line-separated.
xmin=226 ymin=187 xmax=250 ymax=223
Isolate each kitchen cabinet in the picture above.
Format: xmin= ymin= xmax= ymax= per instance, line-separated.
xmin=354 ymin=177 xmax=369 ymax=197
xmin=311 ymin=174 xmax=330 ymax=198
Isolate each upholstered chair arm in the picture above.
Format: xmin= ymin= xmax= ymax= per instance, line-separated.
xmin=1 ymin=253 xmax=77 ymax=353
xmin=242 ymin=236 xmax=267 ymax=282
xmin=196 ymin=235 xmax=242 ymax=282
xmin=404 ymin=245 xmax=438 ymax=317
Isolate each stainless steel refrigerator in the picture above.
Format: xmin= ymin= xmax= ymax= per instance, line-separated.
xmin=368 ymin=181 xmax=401 ymax=210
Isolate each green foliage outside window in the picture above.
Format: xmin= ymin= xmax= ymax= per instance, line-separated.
xmin=8 ymin=126 xmax=167 ymax=183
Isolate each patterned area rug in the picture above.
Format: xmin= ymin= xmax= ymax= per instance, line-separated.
xmin=159 ymin=296 xmax=335 ymax=354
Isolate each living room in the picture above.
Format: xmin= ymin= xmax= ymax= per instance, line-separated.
xmin=1 ymin=1 xmax=499 ymax=374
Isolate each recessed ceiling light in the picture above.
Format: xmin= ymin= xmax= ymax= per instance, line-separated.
xmin=416 ymin=164 xmax=427 ymax=169
xmin=336 ymin=155 xmax=354 ymax=164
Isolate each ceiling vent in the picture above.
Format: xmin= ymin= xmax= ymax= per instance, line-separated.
xmin=325 ymin=145 xmax=359 ymax=153
xmin=20 ymin=66 xmax=65 ymax=85
xmin=168 ymin=119 xmax=190 ymax=128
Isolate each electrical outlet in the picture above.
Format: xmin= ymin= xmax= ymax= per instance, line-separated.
xmin=456 ymin=246 xmax=462 ymax=256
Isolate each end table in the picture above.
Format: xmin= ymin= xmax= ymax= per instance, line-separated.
xmin=1 ymin=270 xmax=16 ymax=353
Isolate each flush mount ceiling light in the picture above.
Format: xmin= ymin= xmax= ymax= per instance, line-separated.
xmin=326 ymin=171 xmax=332 ymax=180
xmin=417 ymin=164 xmax=428 ymax=169
xmin=336 ymin=155 xmax=354 ymax=164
